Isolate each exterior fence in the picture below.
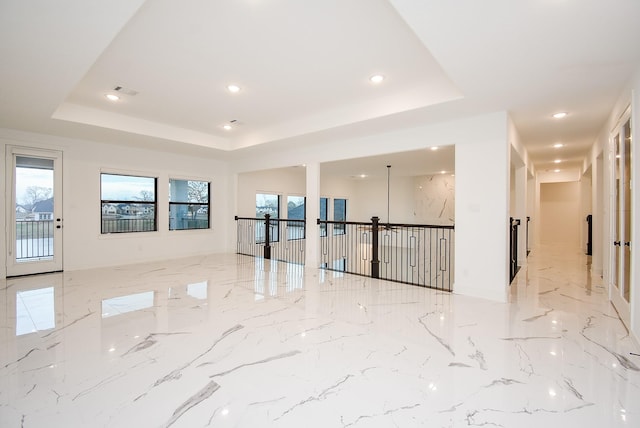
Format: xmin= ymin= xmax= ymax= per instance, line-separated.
xmin=235 ymin=215 xmax=305 ymax=265
xmin=101 ymin=218 xmax=156 ymax=233
xmin=15 ymin=220 xmax=54 ymax=261
xmin=318 ymin=217 xmax=454 ymax=292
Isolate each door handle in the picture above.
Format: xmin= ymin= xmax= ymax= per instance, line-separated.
xmin=614 ymin=241 xmax=621 ymax=246
xmin=624 ymin=242 xmax=631 ymax=247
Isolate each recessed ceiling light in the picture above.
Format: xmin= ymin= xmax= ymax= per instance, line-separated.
xmin=552 ymin=112 xmax=568 ymax=119
xmin=227 ymin=84 xmax=241 ymax=93
xmin=430 ymin=146 xmax=439 ymax=151
xmin=223 ymin=124 xmax=232 ymax=131
xmin=553 ymin=159 xmax=562 ymax=164
xmin=359 ymin=174 xmax=367 ymax=178
xmin=105 ymin=94 xmax=119 ymax=102
xmin=113 ymin=86 xmax=138 ymax=96
xmin=369 ymin=74 xmax=385 ymax=84
xmin=553 ymin=143 xmax=564 ymax=148
xmin=440 ymin=170 xmax=446 ymax=174
xmin=554 ymin=169 xmax=561 ymax=173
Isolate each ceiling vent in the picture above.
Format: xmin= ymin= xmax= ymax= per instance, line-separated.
xmin=113 ymin=86 xmax=138 ymax=96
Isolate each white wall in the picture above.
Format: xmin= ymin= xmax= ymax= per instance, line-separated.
xmin=587 ymin=125 xmax=611 ymax=282
xmin=320 ymin=175 xmax=358 ymax=220
xmin=349 ymin=175 xmax=413 ymax=223
xmin=592 ymin=154 xmax=604 ymax=276
xmin=236 ymin=167 xmax=306 ymax=218
xmin=539 ymin=182 xmax=581 ymax=248
xmin=527 ymin=175 xmax=535 ymax=252
xmin=1 ymin=129 xmax=230 ymax=274
xmin=510 ymin=166 xmax=516 ymax=213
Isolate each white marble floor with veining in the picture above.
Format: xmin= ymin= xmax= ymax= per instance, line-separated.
xmin=1 ymin=245 xmax=639 ymax=427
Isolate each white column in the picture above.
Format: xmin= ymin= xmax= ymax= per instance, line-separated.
xmin=454 ymin=126 xmax=510 ymax=302
xmin=305 ymin=162 xmax=320 ymax=268
xmin=228 ymin=172 xmax=239 ymax=252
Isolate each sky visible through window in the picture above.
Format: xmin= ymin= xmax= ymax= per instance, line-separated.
xmin=101 ymin=174 xmax=155 ymax=201
xmin=16 ymin=167 xmax=53 ymax=205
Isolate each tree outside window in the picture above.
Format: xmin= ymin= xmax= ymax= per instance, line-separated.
xmin=169 ymin=179 xmax=210 ymax=230
xmin=256 ymin=193 xmax=279 ymax=242
xmin=101 ymin=174 xmax=157 ymax=233
xmin=334 ymin=198 xmax=347 ymax=235
xmin=287 ymin=195 xmax=305 ymax=240
xmin=320 ymin=197 xmax=328 ymax=237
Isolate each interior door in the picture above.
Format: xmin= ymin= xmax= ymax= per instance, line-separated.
xmin=622 ymin=119 xmax=632 ymax=303
xmin=613 ymin=133 xmax=621 ymax=292
xmin=610 ymin=114 xmax=632 ymax=326
xmin=5 ymin=146 xmax=63 ymax=277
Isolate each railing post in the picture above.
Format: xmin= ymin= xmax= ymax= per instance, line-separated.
xmin=371 ymin=216 xmax=380 ymax=279
xmin=586 ymin=214 xmax=593 ymax=255
xmin=264 ymin=214 xmax=271 ymax=259
xmin=510 ymin=217 xmax=520 ymax=282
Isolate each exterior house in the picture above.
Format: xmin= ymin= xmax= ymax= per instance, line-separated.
xmin=15 ymin=205 xmax=28 ymax=219
xmin=31 ymin=198 xmax=54 ymax=221
xmin=101 ymin=204 xmax=117 ymax=215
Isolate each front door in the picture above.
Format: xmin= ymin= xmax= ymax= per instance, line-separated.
xmin=5 ymin=146 xmax=63 ymax=277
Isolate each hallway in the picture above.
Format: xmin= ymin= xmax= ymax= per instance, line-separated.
xmin=1 ymin=246 xmax=638 ymax=427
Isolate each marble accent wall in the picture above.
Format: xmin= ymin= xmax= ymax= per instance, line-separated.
xmin=412 ymin=174 xmax=455 ymax=225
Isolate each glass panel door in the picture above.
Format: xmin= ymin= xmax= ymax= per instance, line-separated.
xmin=5 ymin=147 xmax=63 ymax=277
xmin=609 ymin=111 xmax=632 ymax=327
xmin=613 ymin=133 xmax=621 ymax=292
xmin=622 ymin=119 xmax=632 ymax=303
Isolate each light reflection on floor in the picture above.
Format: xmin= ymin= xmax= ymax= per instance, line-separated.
xmin=1 ymin=247 xmax=638 ymax=427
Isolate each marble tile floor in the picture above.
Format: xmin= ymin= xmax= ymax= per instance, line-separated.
xmin=1 ymin=245 xmax=639 ymax=427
